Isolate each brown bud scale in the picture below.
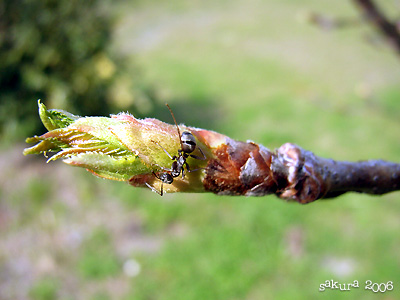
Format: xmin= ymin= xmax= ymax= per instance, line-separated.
xmin=203 ymin=141 xmax=400 ymax=204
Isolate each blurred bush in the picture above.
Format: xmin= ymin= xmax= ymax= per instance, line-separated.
xmin=0 ymin=0 xmax=141 ymax=142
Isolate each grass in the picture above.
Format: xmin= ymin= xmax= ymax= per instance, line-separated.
xmin=29 ymin=278 xmax=58 ymax=300
xmin=2 ymin=0 xmax=400 ymax=299
xmin=78 ymin=228 xmax=120 ymax=279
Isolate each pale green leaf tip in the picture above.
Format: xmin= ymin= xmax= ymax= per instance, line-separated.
xmin=38 ymin=99 xmax=80 ymax=131
xmin=24 ymin=100 xmax=153 ymax=181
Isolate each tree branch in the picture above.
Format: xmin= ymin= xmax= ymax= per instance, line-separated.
xmin=24 ymin=101 xmax=400 ymax=204
xmin=353 ymin=0 xmax=400 ymax=55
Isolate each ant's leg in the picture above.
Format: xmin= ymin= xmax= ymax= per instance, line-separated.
xmin=185 ymin=161 xmax=206 ymax=174
xmin=156 ymin=165 xmax=174 ymax=172
xmin=146 ymin=172 xmax=165 ymax=196
xmin=183 ymin=162 xmax=200 ymax=177
xmin=151 ymin=140 xmax=174 ymax=160
xmin=145 ymin=182 xmax=163 ymax=196
xmin=189 ymin=146 xmax=206 ymax=160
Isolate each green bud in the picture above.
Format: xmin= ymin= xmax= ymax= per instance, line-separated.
xmin=24 ymin=101 xmax=209 ymax=186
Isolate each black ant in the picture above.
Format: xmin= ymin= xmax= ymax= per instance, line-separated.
xmin=145 ymin=104 xmax=206 ymax=195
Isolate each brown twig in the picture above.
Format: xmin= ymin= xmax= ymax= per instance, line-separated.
xmin=353 ymin=0 xmax=400 ymax=55
xmin=203 ymin=140 xmax=400 ymax=203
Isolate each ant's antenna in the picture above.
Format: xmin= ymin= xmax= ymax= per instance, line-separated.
xmin=166 ymin=103 xmax=183 ymax=150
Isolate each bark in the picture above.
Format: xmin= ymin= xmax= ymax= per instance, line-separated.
xmin=202 ymin=140 xmax=400 ymax=203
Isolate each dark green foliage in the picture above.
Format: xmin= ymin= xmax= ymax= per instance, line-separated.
xmin=0 ymin=0 xmax=131 ymax=140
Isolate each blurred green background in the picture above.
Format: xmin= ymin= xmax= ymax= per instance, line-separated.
xmin=1 ymin=0 xmax=400 ymax=299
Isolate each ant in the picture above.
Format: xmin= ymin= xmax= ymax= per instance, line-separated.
xmin=145 ymin=104 xmax=206 ymax=196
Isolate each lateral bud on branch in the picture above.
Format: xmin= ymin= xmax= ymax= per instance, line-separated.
xmin=202 ymin=139 xmax=400 ymax=203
